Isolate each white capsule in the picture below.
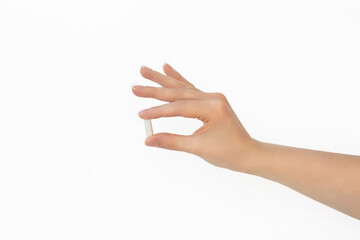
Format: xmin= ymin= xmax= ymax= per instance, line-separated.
xmin=144 ymin=119 xmax=153 ymax=137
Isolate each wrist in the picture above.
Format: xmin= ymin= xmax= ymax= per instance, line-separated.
xmin=233 ymin=138 xmax=267 ymax=175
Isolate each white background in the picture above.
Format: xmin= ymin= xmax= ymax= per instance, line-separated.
xmin=1 ymin=0 xmax=360 ymax=239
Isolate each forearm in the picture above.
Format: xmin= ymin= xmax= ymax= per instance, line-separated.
xmin=244 ymin=140 xmax=360 ymax=219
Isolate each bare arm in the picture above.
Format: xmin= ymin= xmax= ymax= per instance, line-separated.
xmin=132 ymin=63 xmax=360 ymax=220
xmin=247 ymin=141 xmax=360 ymax=220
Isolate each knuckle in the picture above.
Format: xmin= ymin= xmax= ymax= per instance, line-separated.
xmin=175 ymin=87 xmax=187 ymax=97
xmin=164 ymin=103 xmax=175 ymax=115
xmin=209 ymin=99 xmax=228 ymax=114
xmin=166 ymin=100 xmax=182 ymax=115
xmin=152 ymin=103 xmax=168 ymax=117
xmin=152 ymin=88 xmax=161 ymax=98
xmin=212 ymin=92 xmax=227 ymax=102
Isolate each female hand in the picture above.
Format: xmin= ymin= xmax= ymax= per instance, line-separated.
xmin=132 ymin=63 xmax=360 ymax=219
xmin=132 ymin=63 xmax=258 ymax=172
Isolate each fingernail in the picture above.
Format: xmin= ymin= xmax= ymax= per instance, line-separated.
xmin=138 ymin=109 xmax=148 ymax=117
xmin=145 ymin=137 xmax=159 ymax=147
xmin=141 ymin=66 xmax=149 ymax=71
xmin=132 ymin=85 xmax=144 ymax=91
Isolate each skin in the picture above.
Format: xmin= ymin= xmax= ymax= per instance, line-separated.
xmin=132 ymin=63 xmax=360 ymax=220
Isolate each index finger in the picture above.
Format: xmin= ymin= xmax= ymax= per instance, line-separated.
xmin=138 ymin=100 xmax=210 ymax=122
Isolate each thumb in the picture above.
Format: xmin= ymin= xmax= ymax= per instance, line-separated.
xmin=145 ymin=132 xmax=196 ymax=153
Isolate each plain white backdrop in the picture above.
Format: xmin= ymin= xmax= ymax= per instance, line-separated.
xmin=0 ymin=0 xmax=359 ymax=239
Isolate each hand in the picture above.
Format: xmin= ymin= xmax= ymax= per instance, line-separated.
xmin=132 ymin=63 xmax=258 ymax=172
xmin=132 ymin=63 xmax=360 ymax=219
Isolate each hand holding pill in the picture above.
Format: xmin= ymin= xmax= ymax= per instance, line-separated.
xmin=132 ymin=63 xmax=360 ymax=220
xmin=132 ymin=63 xmax=257 ymax=172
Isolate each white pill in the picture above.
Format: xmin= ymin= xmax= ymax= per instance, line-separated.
xmin=144 ymin=119 xmax=153 ymax=137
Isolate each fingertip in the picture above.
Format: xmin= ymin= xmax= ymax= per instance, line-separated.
xmin=131 ymin=85 xmax=137 ymax=93
xmin=138 ymin=109 xmax=150 ymax=118
xmin=140 ymin=66 xmax=150 ymax=77
xmin=145 ymin=136 xmax=150 ymax=145
xmin=165 ymin=62 xmax=174 ymax=71
xmin=145 ymin=136 xmax=159 ymax=147
xmin=163 ymin=63 xmax=174 ymax=77
xmin=138 ymin=112 xmax=145 ymax=119
xmin=132 ymin=85 xmax=144 ymax=92
xmin=132 ymin=86 xmax=142 ymax=97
